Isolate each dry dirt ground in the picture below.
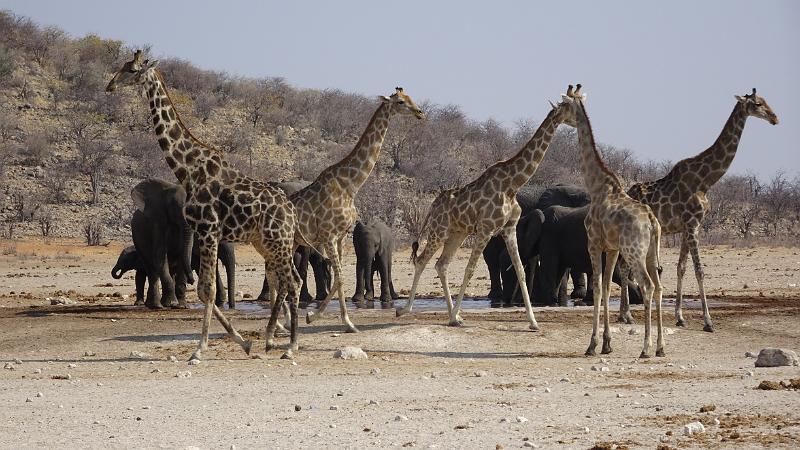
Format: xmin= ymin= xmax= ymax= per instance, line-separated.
xmin=1 ymin=239 xmax=799 ymax=449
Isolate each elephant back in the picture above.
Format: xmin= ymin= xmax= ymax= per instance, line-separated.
xmin=535 ymin=184 xmax=589 ymax=211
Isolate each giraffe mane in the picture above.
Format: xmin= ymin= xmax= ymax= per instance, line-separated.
xmin=576 ymin=100 xmax=623 ymax=190
xmin=153 ymin=69 xmax=223 ymax=156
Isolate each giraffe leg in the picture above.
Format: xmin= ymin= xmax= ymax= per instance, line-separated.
xmin=264 ymin=269 xmax=286 ymax=355
xmin=434 ymin=233 xmax=467 ymax=321
xmin=450 ymin=233 xmax=492 ymax=327
xmin=306 ymin=241 xmax=357 ymax=332
xmin=333 ymin=237 xmax=356 ymax=332
xmin=601 ymin=250 xmax=619 ymax=354
xmin=283 ymin=263 xmax=302 ymax=359
xmin=617 ymin=260 xmax=634 ymax=324
xmin=687 ymin=228 xmax=713 ymax=332
xmin=674 ymin=235 xmax=689 ymax=327
xmin=626 ymin=250 xmax=655 ymax=358
xmin=501 ymin=228 xmax=539 ymax=331
xmin=396 ymin=235 xmax=443 ymax=317
xmin=649 ymin=246 xmax=665 ymax=357
xmin=191 ymin=239 xmax=251 ymax=361
xmin=585 ymin=245 xmax=603 ymax=357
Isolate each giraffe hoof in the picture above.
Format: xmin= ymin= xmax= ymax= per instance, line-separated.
xmin=656 ymin=349 xmax=666 ymax=357
xmin=448 ymin=319 xmax=464 ymax=327
xmin=243 ymin=340 xmax=253 ymax=356
xmin=345 ymin=325 xmax=359 ymax=333
xmin=280 ymin=350 xmax=294 ymax=360
xmin=639 ymin=352 xmax=651 ymax=359
xmin=584 ymin=349 xmax=596 ymax=357
xmin=601 ymin=346 xmax=613 ymax=355
xmin=529 ymin=323 xmax=540 ymax=332
xmin=189 ymin=352 xmax=201 ymax=362
xmin=676 ymin=319 xmax=687 ymax=328
xmin=395 ymin=307 xmax=408 ymax=317
xmin=305 ymin=311 xmax=316 ymax=324
xmin=703 ymin=324 xmax=715 ymax=333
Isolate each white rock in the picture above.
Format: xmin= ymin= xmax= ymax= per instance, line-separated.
xmin=188 ymin=359 xmax=200 ymax=366
xmin=175 ymin=371 xmax=192 ymax=378
xmin=744 ymin=351 xmax=757 ymax=358
xmin=683 ymin=421 xmax=705 ymax=436
xmin=659 ymin=435 xmax=670 ymax=443
xmin=368 ymin=400 xmax=380 ymax=406
xmin=3 ymin=363 xmax=14 ymax=370
xmin=334 ymin=347 xmax=368 ymax=360
xmin=516 ymin=416 xmax=529 ymax=423
xmin=49 ymin=296 xmax=76 ymax=305
xmin=129 ymin=351 xmax=148 ymax=359
xmin=13 ymin=358 xmax=22 ymax=364
xmin=25 ymin=398 xmax=32 ymax=403
xmin=330 ymin=405 xmax=339 ymax=411
xmin=474 ymin=370 xmax=488 ymax=377
xmin=36 ymin=392 xmax=43 ymax=398
xmin=168 ymin=355 xmax=178 ymax=362
xmin=67 ymin=363 xmax=76 ymax=369
xmin=33 ymin=368 xmax=42 ymax=374
xmin=544 ymin=387 xmax=552 ymax=393
xmin=370 ymin=368 xmax=381 ymax=375
xmin=713 ymin=418 xmax=720 ymax=426
xmin=560 ymin=377 xmax=570 ymax=382
xmin=616 ymin=393 xmax=624 ymax=398
xmin=754 ymin=348 xmax=799 ymax=367
xmin=83 ymin=351 xmax=96 ymax=357
xmin=523 ymin=442 xmax=539 ymax=448
xmin=395 ymin=414 xmax=409 ymax=421
xmin=583 ymin=426 xmax=590 ymax=433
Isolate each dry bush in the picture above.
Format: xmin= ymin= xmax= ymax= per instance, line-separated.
xmin=398 ymin=190 xmax=430 ymax=242
xmin=121 ymin=131 xmax=172 ymax=180
xmin=355 ymin=171 xmax=400 ymax=226
xmin=42 ymin=168 xmax=70 ymax=204
xmin=75 ymin=138 xmax=113 ymax=204
xmin=0 ymin=110 xmax=18 ymax=142
xmin=83 ymin=217 xmax=104 ymax=246
xmin=36 ymin=207 xmax=54 ymax=237
xmin=20 ymin=131 xmax=51 ymax=166
xmin=295 ymin=142 xmax=348 ymax=182
xmin=0 ymin=42 xmax=15 ymax=81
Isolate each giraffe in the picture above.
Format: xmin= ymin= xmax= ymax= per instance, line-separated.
xmin=106 ymin=51 xmax=305 ymax=360
xmin=623 ymin=89 xmax=779 ymax=331
xmin=396 ymin=86 xmax=580 ymax=329
xmin=568 ymin=84 xmax=665 ymax=358
xmin=300 ymin=88 xmax=425 ymax=332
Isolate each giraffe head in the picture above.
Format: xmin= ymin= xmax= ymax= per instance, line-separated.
xmin=559 ymin=84 xmax=587 ymax=122
xmin=105 ymin=50 xmax=160 ymax=92
xmin=379 ymin=87 xmax=426 ymax=120
xmin=735 ymin=88 xmax=778 ymax=125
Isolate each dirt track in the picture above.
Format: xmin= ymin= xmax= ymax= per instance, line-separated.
xmin=1 ymin=239 xmax=799 ymax=449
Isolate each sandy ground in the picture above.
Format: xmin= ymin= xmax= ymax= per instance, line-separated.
xmin=0 ymin=238 xmax=799 ymax=449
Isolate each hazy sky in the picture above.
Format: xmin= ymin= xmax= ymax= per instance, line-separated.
xmin=2 ymin=0 xmax=797 ymax=177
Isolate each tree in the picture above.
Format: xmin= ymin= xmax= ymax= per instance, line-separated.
xmin=762 ymin=172 xmax=790 ymax=236
xmin=76 ymin=138 xmax=113 ymax=205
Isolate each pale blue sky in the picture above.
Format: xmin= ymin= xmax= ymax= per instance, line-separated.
xmin=2 ymin=0 xmax=797 ymax=177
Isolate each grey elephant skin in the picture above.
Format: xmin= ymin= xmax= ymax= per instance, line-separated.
xmin=112 ymin=242 xmax=237 ymax=308
xmin=257 ymin=181 xmax=332 ymax=305
xmin=483 ymin=184 xmax=590 ymax=305
xmin=528 ymin=204 xmax=644 ymax=306
xmin=130 ymin=179 xmax=195 ymax=309
xmin=352 ymin=218 xmax=399 ymax=305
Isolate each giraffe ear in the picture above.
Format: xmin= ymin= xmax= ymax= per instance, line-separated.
xmin=378 ymin=95 xmax=392 ymax=103
xmin=734 ymin=95 xmax=746 ymax=103
xmin=145 ymin=59 xmax=160 ymax=69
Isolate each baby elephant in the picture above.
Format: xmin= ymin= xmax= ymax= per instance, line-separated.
xmin=111 ymin=242 xmax=236 ymax=308
xmin=352 ymin=218 xmax=399 ymax=305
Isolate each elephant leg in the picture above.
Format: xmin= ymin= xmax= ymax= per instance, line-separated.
xmin=500 ymin=260 xmax=518 ymax=307
xmin=296 ymin=247 xmax=313 ymax=306
xmin=570 ymin=271 xmax=587 ymax=299
xmin=158 ymin=254 xmax=177 ymax=308
xmin=557 ymin=269 xmax=570 ymax=306
xmin=173 ymin=267 xmax=188 ymax=309
xmin=256 ymin=267 xmax=270 ymax=302
xmin=377 ymin=252 xmax=393 ymax=304
xmin=352 ymin=248 xmax=367 ymax=305
xmin=134 ymin=270 xmax=146 ymax=306
xmin=483 ymin=241 xmax=504 ymax=300
xmin=364 ymin=253 xmax=375 ymax=302
xmin=387 ymin=254 xmax=399 ymax=300
xmin=309 ymin=251 xmax=330 ymax=303
xmin=214 ymin=261 xmax=226 ymax=308
xmin=144 ymin=261 xmax=161 ymax=309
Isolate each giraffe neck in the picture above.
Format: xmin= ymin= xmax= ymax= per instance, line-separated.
xmin=672 ymin=102 xmax=749 ymax=191
xmin=318 ymin=103 xmax=392 ymax=195
xmin=575 ymin=100 xmax=623 ymax=199
xmin=495 ymin=108 xmax=562 ymax=192
xmin=142 ymin=70 xmax=217 ymax=187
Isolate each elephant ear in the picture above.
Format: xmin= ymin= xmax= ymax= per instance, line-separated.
xmin=130 ymin=185 xmax=146 ymax=212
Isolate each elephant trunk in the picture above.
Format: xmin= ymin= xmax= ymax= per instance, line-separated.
xmin=180 ymin=221 xmax=194 ymax=285
xmin=111 ymin=266 xmax=124 ymax=279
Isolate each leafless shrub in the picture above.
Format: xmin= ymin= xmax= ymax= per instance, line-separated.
xmin=83 ymin=217 xmax=104 ymax=246
xmin=0 ymin=110 xmax=18 ymax=142
xmin=355 ymin=171 xmax=400 ymax=226
xmin=0 ymin=42 xmax=15 ymax=80
xmin=76 ymin=138 xmax=113 ymax=204
xmin=1 ymin=219 xmax=15 ymax=239
xmin=398 ymin=191 xmax=430 ymax=242
xmin=275 ymin=125 xmax=289 ymax=146
xmin=193 ymin=91 xmax=219 ymax=123
xmin=20 ymin=131 xmax=51 ymax=166
xmin=294 ymin=142 xmax=348 ymax=182
xmin=0 ymin=143 xmax=14 ymax=179
xmin=36 ymin=207 xmax=54 ymax=237
xmin=7 ymin=188 xmax=39 ymax=222
xmin=42 ymin=168 xmax=70 ymax=204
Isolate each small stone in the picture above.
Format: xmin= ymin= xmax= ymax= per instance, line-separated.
xmin=474 ymin=370 xmax=488 ymax=377
xmin=36 ymin=392 xmax=43 ymax=398
xmin=49 ymin=296 xmax=76 ymax=305
xmin=4 ymin=363 xmax=15 ymax=370
xmin=142 ymin=406 xmax=151 ymax=410
xmin=167 ymin=355 xmax=178 ymax=362
xmin=523 ymin=442 xmax=539 ymax=448
xmin=499 ymin=417 xmax=509 ymax=423
xmin=659 ymin=435 xmax=670 ymax=443
xmin=294 ymin=405 xmax=302 ymax=411
xmin=333 ymin=347 xmax=368 ymax=360
xmin=83 ymin=351 xmax=95 ymax=357
xmin=395 ymin=414 xmax=409 ymax=421
xmin=370 ymin=368 xmax=381 ymax=375
xmin=583 ymin=426 xmax=590 ymax=433
xmin=188 ymin=359 xmax=200 ymax=366
xmin=368 ymin=400 xmax=379 ymax=406
xmin=329 ymin=424 xmax=336 ymax=429
xmin=628 ymin=328 xmax=640 ymax=335
xmin=13 ymin=358 xmax=22 ymax=364
xmin=544 ymin=387 xmax=551 ymax=393
xmin=25 ymin=398 xmax=32 ymax=403
xmin=516 ymin=416 xmax=529 ymax=423
xmin=93 ymin=420 xmax=101 ymax=425
xmin=330 ymin=405 xmax=339 ymax=411
xmin=699 ymin=404 xmax=716 ymax=413
xmin=745 ymin=351 xmax=757 ymax=358
xmin=617 ymin=393 xmax=624 ymax=398
xmin=33 ymin=368 xmax=42 ymax=374
xmin=560 ymin=377 xmax=570 ymax=382
xmin=713 ymin=418 xmax=721 ymax=425
xmin=754 ymin=348 xmax=799 ymax=367
xmin=129 ymin=351 xmax=148 ymax=359
xmin=175 ymin=371 xmax=192 ymax=378
xmin=67 ymin=363 xmax=76 ymax=369
xmin=683 ymin=421 xmax=706 ymax=436
xmin=151 ymin=369 xmax=161 ymax=373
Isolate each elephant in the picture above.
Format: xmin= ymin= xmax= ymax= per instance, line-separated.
xmin=483 ymin=183 xmax=590 ymax=305
xmin=526 ymin=204 xmax=645 ymax=307
xmin=352 ymin=218 xmax=399 ymax=306
xmin=256 ymin=181 xmax=332 ymax=306
xmin=130 ymin=179 xmax=194 ymax=309
xmin=111 ymin=242 xmax=237 ymax=308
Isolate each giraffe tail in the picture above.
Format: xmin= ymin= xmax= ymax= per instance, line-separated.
xmin=411 ymin=241 xmax=420 ymax=264
xmin=294 ymin=227 xmax=324 ymax=259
